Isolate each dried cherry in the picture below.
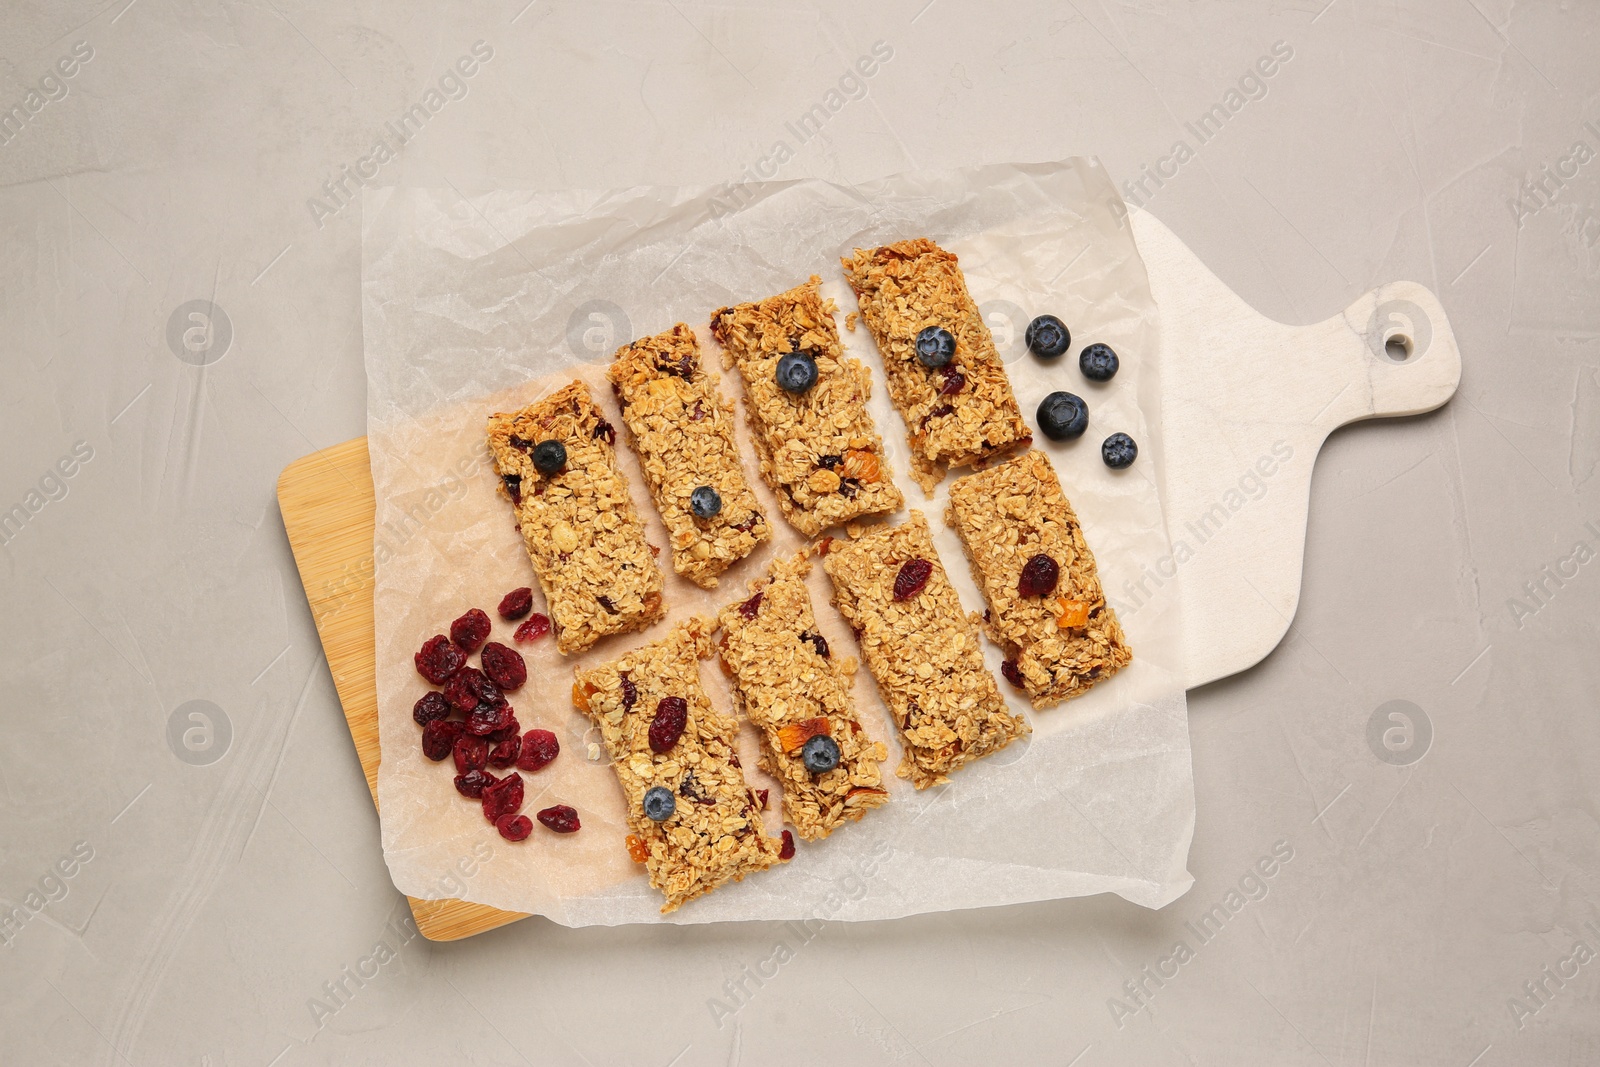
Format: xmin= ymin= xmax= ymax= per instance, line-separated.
xmin=444 ymin=667 xmax=487 ymax=712
xmin=1001 ymin=659 xmax=1026 ymax=689
xmin=482 ymin=773 xmax=525 ymax=821
xmin=412 ymin=691 xmax=451 ymax=726
xmin=739 ymin=592 xmax=763 ymax=619
xmin=800 ymin=631 xmax=830 ymax=659
xmin=414 ymin=635 xmax=465 ymax=685
xmin=1017 ymin=554 xmax=1060 ymax=598
xmin=421 ymin=719 xmax=462 ymax=761
xmin=620 ymin=674 xmax=638 ymax=714
xmin=487 ymin=716 xmax=521 ymax=744
xmin=487 ymin=735 xmax=521 ymax=768
xmin=779 ymin=830 xmax=795 ymax=860
xmin=455 ymin=769 xmax=495 ymax=798
xmin=649 ymin=697 xmax=688 ymax=754
xmin=514 ymin=613 xmax=551 ymax=643
xmin=517 ymin=729 xmax=560 ymax=772
xmin=466 ymin=701 xmax=514 ymax=737
xmin=453 ymin=734 xmax=488 ymax=774
xmin=537 ymin=805 xmax=580 ymax=834
xmin=496 ymin=814 xmax=533 ymax=841
xmin=481 ymin=641 xmax=527 ymax=691
xmin=893 ymin=559 xmax=933 ymax=601
xmin=450 ymin=608 xmax=492 ymax=653
xmin=498 ymin=587 xmax=534 ymax=620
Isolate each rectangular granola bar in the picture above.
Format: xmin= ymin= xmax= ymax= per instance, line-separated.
xmin=716 ymin=551 xmax=890 ymax=840
xmin=572 ymin=618 xmax=783 ymax=913
xmin=842 ymin=238 xmax=1031 ymax=491
xmin=945 ymin=449 xmax=1131 ymax=708
xmin=487 ymin=380 xmax=665 ymax=655
xmin=710 ymin=277 xmax=903 ymax=537
xmin=821 ymin=512 xmax=1029 ymax=788
xmin=607 ymin=323 xmax=771 ymax=588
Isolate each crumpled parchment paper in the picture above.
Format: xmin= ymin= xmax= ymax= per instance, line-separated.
xmin=362 ymin=160 xmax=1194 ymax=926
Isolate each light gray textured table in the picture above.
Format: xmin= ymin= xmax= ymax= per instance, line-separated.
xmin=3 ymin=2 xmax=1597 ymax=1064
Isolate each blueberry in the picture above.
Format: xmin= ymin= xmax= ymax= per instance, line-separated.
xmin=1079 ymin=343 xmax=1119 ymax=382
xmin=1036 ymin=391 xmax=1088 ymax=441
xmin=690 ymin=486 xmax=722 ymax=519
xmin=1025 ymin=315 xmax=1070 ymax=359
xmin=914 ymin=326 xmax=956 ymax=369
xmin=643 ymin=785 xmax=676 ymax=822
xmin=776 ymin=349 xmax=818 ymax=393
xmin=1102 ymin=432 xmax=1137 ymax=469
xmin=801 ymin=734 xmax=840 ymax=775
xmin=532 ymin=439 xmax=567 ymax=474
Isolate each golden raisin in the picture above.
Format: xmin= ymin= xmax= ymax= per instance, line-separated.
xmin=842 ymin=449 xmax=880 ymax=483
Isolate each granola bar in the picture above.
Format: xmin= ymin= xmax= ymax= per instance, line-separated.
xmin=716 ymin=551 xmax=889 ymax=840
xmin=710 ymin=277 xmax=903 ymax=537
xmin=487 ymin=380 xmax=665 ymax=655
xmin=821 ymin=512 xmax=1029 ymax=788
xmin=572 ymin=618 xmax=783 ymax=913
xmin=607 ymin=324 xmax=770 ymax=588
xmin=945 ymin=450 xmax=1131 ymax=708
xmin=842 ymin=238 xmax=1031 ymax=491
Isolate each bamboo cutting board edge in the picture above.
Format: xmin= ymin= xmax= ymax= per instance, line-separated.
xmin=276 ymin=438 xmax=528 ymax=941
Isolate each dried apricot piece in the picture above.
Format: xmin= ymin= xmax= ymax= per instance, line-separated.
xmin=1055 ymin=598 xmax=1089 ymax=628
xmin=625 ymin=833 xmax=649 ymax=863
xmin=777 ymin=717 xmax=831 ymax=754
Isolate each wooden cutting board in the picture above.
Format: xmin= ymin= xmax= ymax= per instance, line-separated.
xmin=277 ymin=213 xmax=1460 ymax=940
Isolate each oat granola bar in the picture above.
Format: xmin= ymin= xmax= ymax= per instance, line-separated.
xmin=946 ymin=449 xmax=1131 ymax=708
xmin=716 ymin=551 xmax=889 ymax=840
xmin=821 ymin=512 xmax=1029 ymax=788
xmin=710 ymin=277 xmax=903 ymax=537
xmin=487 ymin=380 xmax=665 ymax=655
xmin=572 ymin=618 xmax=783 ymax=913
xmin=842 ymin=238 xmax=1031 ymax=491
xmin=607 ymin=324 xmax=770 ymax=588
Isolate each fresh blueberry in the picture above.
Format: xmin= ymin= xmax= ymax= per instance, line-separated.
xmin=914 ymin=326 xmax=956 ymax=369
xmin=690 ymin=486 xmax=722 ymax=519
xmin=532 ymin=439 xmax=567 ymax=474
xmin=643 ymin=785 xmax=676 ymax=822
xmin=1036 ymin=391 xmax=1088 ymax=441
xmin=1025 ymin=315 xmax=1070 ymax=359
xmin=1079 ymin=343 xmax=1119 ymax=382
xmin=801 ymin=734 xmax=840 ymax=775
xmin=776 ymin=349 xmax=818 ymax=393
xmin=1102 ymin=432 xmax=1137 ymax=469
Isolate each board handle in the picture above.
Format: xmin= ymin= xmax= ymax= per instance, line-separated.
xmin=1311 ymin=281 xmax=1462 ymax=431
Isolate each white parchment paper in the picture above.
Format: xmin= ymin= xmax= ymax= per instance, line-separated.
xmin=363 ymin=160 xmax=1195 ymax=926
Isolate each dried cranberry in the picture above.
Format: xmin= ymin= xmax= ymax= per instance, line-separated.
xmin=444 ymin=667 xmax=486 ymax=712
xmin=620 ymin=674 xmax=638 ymax=714
xmin=537 ymin=805 xmax=580 ymax=834
xmin=496 ymin=813 xmax=533 ymax=841
xmin=412 ymin=691 xmax=451 ymax=726
xmin=893 ymin=559 xmax=933 ymax=601
xmin=800 ymin=631 xmax=830 ymax=658
xmin=1017 ymin=554 xmax=1060 ymax=598
xmin=679 ymin=771 xmax=714 ymax=805
xmin=514 ymin=613 xmax=551 ymax=642
xmin=649 ymin=697 xmax=688 ymax=754
xmin=415 ymin=635 xmax=465 ymax=685
xmin=502 ymin=473 xmax=522 ymax=504
xmin=597 ymin=595 xmax=618 ymax=615
xmin=838 ymin=477 xmax=861 ymax=499
xmin=690 ymin=400 xmax=708 ymax=421
xmin=466 ymin=701 xmax=514 ymax=737
xmin=593 ymin=418 xmax=616 ymax=445
xmin=517 ymin=729 xmax=560 ymax=772
xmin=732 ymin=515 xmax=760 ymax=533
xmin=1001 ymin=659 xmax=1026 ymax=689
xmin=779 ymin=831 xmax=795 ymax=860
xmin=482 ymin=773 xmax=525 ymax=821
xmin=939 ymin=368 xmax=966 ymax=396
xmin=498 ymin=587 xmax=534 ymax=620
xmin=755 ymin=788 xmax=770 ymax=810
xmin=487 ymin=716 xmax=521 ymax=744
xmin=481 ymin=641 xmax=527 ymax=691
xmin=509 ymin=435 xmax=535 ymax=453
xmin=450 ymin=609 xmax=492 ymax=654
xmin=421 ymin=719 xmax=462 ymax=761
xmin=455 ymin=768 xmax=496 ymax=798
xmin=488 ymin=735 xmax=521 ymax=768
xmin=925 ymin=403 xmax=955 ymax=423
xmin=453 ymin=734 xmax=488 ymax=774
xmin=739 ymin=592 xmax=763 ymax=619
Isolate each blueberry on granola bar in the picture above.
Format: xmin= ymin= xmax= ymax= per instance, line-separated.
xmin=643 ymin=785 xmax=676 ymax=821
xmin=532 ymin=439 xmax=567 ymax=473
xmin=690 ymin=485 xmax=722 ymax=518
xmin=801 ymin=734 xmax=840 ymax=774
xmin=915 ymin=326 xmax=956 ymax=368
xmin=776 ymin=349 xmax=818 ymax=393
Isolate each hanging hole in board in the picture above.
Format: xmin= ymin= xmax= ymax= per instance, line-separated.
xmin=1384 ymin=333 xmax=1413 ymax=362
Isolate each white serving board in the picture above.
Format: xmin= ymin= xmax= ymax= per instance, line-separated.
xmin=1131 ymin=209 xmax=1462 ymax=689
